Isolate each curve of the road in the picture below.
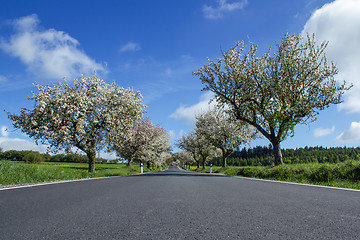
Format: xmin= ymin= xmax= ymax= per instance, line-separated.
xmin=1 ymin=166 xmax=359 ymax=239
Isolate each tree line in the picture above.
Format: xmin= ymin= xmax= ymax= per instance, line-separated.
xmin=0 ymin=149 xmax=116 ymax=164
xmin=209 ymin=145 xmax=360 ymax=166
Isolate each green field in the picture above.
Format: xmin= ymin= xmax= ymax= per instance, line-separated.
xmin=190 ymin=160 xmax=360 ymax=190
xmin=0 ymin=160 xmax=161 ymax=186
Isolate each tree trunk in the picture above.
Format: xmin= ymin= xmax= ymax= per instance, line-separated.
xmin=222 ymin=149 xmax=227 ymax=168
xmin=202 ymin=160 xmax=205 ymax=169
xmin=222 ymin=157 xmax=227 ymax=168
xmin=272 ymin=140 xmax=284 ymax=165
xmin=197 ymin=161 xmax=200 ymax=168
xmin=87 ymin=151 xmax=96 ymax=173
xmin=128 ymin=159 xmax=132 ymax=167
xmin=147 ymin=161 xmax=151 ymax=169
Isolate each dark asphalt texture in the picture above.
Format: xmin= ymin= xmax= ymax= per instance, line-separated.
xmin=1 ymin=166 xmax=360 ymax=239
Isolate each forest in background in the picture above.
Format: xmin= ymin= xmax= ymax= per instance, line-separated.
xmin=0 ymin=149 xmax=116 ymax=164
xmin=209 ymin=146 xmax=360 ymax=166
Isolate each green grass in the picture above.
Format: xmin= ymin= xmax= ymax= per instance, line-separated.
xmin=0 ymin=160 xmax=161 ymax=186
xmin=188 ymin=160 xmax=360 ymax=189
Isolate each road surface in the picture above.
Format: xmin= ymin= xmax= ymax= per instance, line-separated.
xmin=1 ymin=166 xmax=359 ymax=239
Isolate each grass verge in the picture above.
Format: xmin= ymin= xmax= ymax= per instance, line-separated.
xmin=189 ymin=160 xmax=360 ymax=189
xmin=0 ymin=160 xmax=161 ymax=186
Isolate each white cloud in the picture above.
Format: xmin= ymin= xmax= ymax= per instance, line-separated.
xmin=302 ymin=0 xmax=360 ymax=113
xmin=0 ymin=75 xmax=7 ymax=83
xmin=314 ymin=126 xmax=335 ymax=137
xmin=170 ymin=91 xmax=216 ymax=124
xmin=0 ymin=137 xmax=48 ymax=152
xmin=0 ymin=14 xmax=105 ymax=80
xmin=119 ymin=41 xmax=141 ymax=52
xmin=336 ymin=122 xmax=360 ymax=142
xmin=203 ymin=0 xmax=248 ymax=19
xmin=98 ymin=151 xmax=118 ymax=160
xmin=168 ymin=129 xmax=188 ymax=141
xmin=168 ymin=130 xmax=176 ymax=139
xmin=1 ymin=126 xmax=9 ymax=137
xmin=179 ymin=129 xmax=186 ymax=137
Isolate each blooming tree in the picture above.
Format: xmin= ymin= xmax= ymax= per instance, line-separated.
xmin=154 ymin=152 xmax=172 ymax=169
xmin=176 ymin=132 xmax=201 ymax=168
xmin=7 ymin=74 xmax=145 ymax=172
xmin=112 ymin=118 xmax=166 ymax=168
xmin=194 ymin=33 xmax=351 ymax=165
xmin=176 ymin=131 xmax=216 ymax=169
xmin=173 ymin=150 xmax=195 ymax=170
xmin=195 ymin=107 xmax=257 ymax=167
xmin=113 ymin=118 xmax=163 ymax=167
xmin=141 ymin=131 xmax=172 ymax=169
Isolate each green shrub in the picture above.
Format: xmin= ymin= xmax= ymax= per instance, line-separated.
xmin=23 ymin=151 xmax=45 ymax=164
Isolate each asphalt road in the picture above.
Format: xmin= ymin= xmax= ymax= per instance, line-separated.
xmin=1 ymin=166 xmax=360 ymax=239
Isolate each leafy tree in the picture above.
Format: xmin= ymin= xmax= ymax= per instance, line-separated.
xmin=23 ymin=151 xmax=45 ymax=164
xmin=195 ymin=135 xmax=217 ymax=169
xmin=7 ymin=74 xmax=145 ymax=172
xmin=195 ymin=107 xmax=257 ymax=167
xmin=194 ymin=33 xmax=351 ymax=165
xmin=2 ymin=150 xmax=25 ymax=161
xmin=176 ymin=132 xmax=201 ymax=168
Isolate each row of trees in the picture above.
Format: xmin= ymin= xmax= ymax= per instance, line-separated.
xmin=175 ymin=107 xmax=257 ymax=168
xmin=6 ymin=74 xmax=171 ymax=172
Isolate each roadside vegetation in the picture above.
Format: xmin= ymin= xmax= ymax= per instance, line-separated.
xmin=178 ymin=146 xmax=360 ymax=189
xmin=0 ymin=160 xmax=161 ymax=186
xmin=186 ymin=160 xmax=360 ymax=190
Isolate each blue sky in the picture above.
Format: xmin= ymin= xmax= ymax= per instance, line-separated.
xmin=0 ymin=0 xmax=360 ymax=157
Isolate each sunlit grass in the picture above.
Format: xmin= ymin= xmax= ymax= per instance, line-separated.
xmin=0 ymin=160 xmax=161 ymax=186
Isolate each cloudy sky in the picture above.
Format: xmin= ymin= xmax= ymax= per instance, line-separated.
xmin=0 ymin=0 xmax=359 ymax=156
